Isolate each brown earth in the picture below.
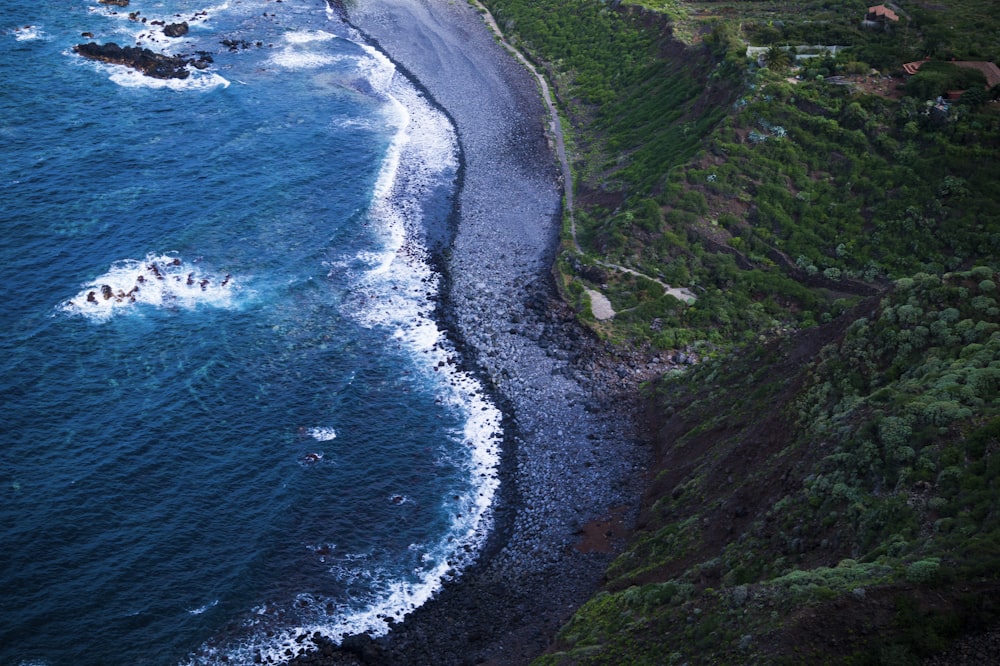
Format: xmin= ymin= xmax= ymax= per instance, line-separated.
xmin=629 ymin=303 xmax=858 ymax=590
xmin=574 ymin=506 xmax=633 ymax=554
xmin=602 ymin=298 xmax=1000 ymax=663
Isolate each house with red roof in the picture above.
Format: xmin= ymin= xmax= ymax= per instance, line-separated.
xmin=867 ymin=5 xmax=899 ymax=23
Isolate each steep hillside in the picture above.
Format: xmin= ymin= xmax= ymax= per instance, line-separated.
xmin=476 ymin=0 xmax=1000 ymax=662
xmin=538 ymin=269 xmax=1000 ymax=663
xmin=487 ymin=0 xmax=999 ymax=353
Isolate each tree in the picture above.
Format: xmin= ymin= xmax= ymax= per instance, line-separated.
xmin=842 ymin=101 xmax=870 ymax=130
xmin=765 ymin=46 xmax=793 ymax=72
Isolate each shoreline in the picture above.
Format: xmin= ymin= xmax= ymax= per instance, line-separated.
xmin=294 ymin=0 xmax=657 ymax=662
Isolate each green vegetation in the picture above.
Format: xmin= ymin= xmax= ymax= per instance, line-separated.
xmin=789 ymin=271 xmax=1000 ymax=574
xmin=905 ymin=61 xmax=988 ymax=99
xmin=476 ymin=0 xmax=1000 ymax=662
xmin=539 ymin=273 xmax=1000 ymax=664
xmin=485 ymin=0 xmax=1000 ymax=355
xmin=483 ymin=0 xmax=736 ymax=193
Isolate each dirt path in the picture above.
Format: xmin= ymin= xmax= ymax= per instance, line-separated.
xmin=585 ymin=287 xmax=615 ymax=319
xmin=597 ymin=260 xmax=697 ymax=303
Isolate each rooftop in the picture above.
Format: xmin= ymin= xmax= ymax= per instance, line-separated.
xmin=867 ymin=5 xmax=900 ymax=22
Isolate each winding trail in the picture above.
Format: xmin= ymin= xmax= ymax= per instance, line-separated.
xmin=471 ymin=0 xmax=696 ymax=308
xmin=600 ymin=261 xmax=697 ymax=303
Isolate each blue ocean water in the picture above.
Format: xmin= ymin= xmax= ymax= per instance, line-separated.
xmin=0 ymin=2 xmax=501 ymax=664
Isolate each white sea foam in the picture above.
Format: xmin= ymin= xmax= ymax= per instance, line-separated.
xmin=343 ymin=52 xmax=503 ymax=527
xmin=306 ymin=427 xmax=337 ymax=441
xmin=184 ymin=550 xmax=481 ymax=665
xmin=11 ymin=25 xmax=45 ymax=41
xmin=187 ymin=599 xmax=219 ymax=615
xmin=79 ymin=0 xmax=233 ymax=88
xmin=354 ymin=42 xmax=398 ymax=103
xmin=332 ymin=115 xmax=379 ymax=132
xmin=60 ymin=253 xmax=243 ymax=322
xmin=309 ymin=21 xmax=502 ymax=651
xmin=269 ymin=30 xmax=344 ymax=70
xmin=284 ymin=30 xmax=337 ymax=45
xmin=91 ymin=1 xmax=227 ymax=52
xmin=268 ymin=50 xmax=338 ymax=70
xmin=108 ymin=67 xmax=230 ymax=91
xmin=343 ymin=22 xmax=503 ymax=584
xmin=69 ymin=37 xmax=231 ymax=90
xmin=181 ymin=23 xmax=502 ymax=666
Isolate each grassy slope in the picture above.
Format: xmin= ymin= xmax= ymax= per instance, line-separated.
xmin=541 ymin=271 xmax=1000 ymax=664
xmin=489 ymin=0 xmax=1000 ymax=352
xmin=476 ymin=0 xmax=1000 ymax=662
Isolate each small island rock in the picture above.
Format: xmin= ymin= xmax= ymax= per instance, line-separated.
xmin=73 ymin=41 xmax=211 ymax=80
xmin=163 ymin=22 xmax=188 ymax=38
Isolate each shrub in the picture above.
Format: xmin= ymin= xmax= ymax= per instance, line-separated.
xmin=905 ymin=558 xmax=941 ymax=584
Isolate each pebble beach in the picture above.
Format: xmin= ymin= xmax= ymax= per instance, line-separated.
xmin=292 ymin=0 xmax=658 ymax=662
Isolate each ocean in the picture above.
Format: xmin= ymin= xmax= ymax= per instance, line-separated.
xmin=0 ymin=1 xmax=502 ymax=664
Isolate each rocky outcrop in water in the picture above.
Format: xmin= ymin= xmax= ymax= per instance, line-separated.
xmin=163 ymin=22 xmax=189 ymax=37
xmin=73 ymin=42 xmax=211 ymax=79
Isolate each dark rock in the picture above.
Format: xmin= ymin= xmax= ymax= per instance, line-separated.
xmin=73 ymin=41 xmax=210 ymax=79
xmin=99 ymin=0 xmax=129 ymax=6
xmin=578 ymin=264 xmax=608 ymax=284
xmin=339 ymin=633 xmax=383 ymax=662
xmin=191 ymin=51 xmax=214 ymax=69
xmin=163 ymin=22 xmax=188 ymax=37
xmin=221 ymin=38 xmax=255 ymax=51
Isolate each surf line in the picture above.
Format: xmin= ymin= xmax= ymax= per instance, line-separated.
xmin=181 ymin=14 xmax=505 ymax=664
